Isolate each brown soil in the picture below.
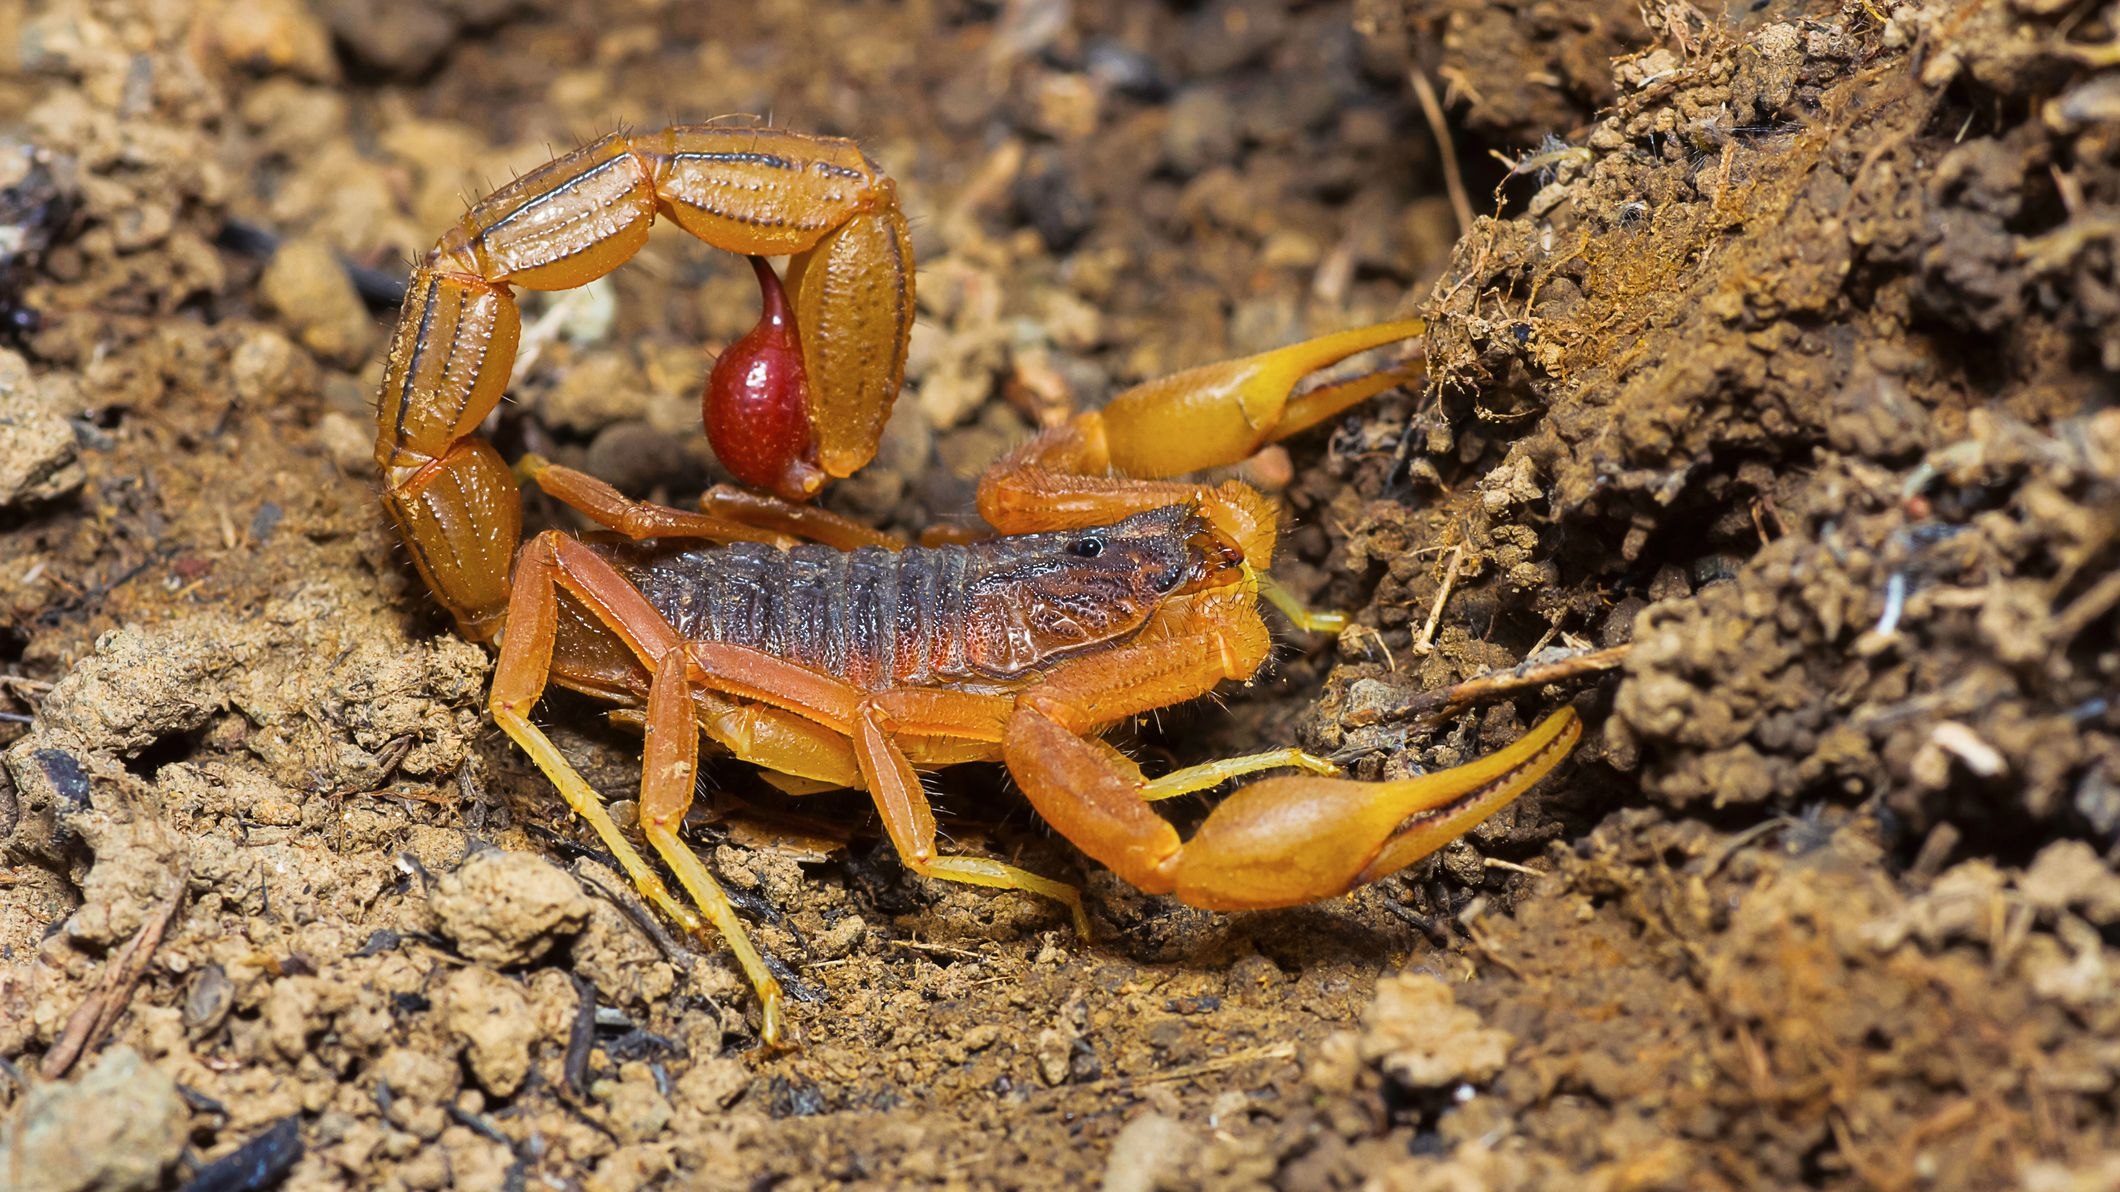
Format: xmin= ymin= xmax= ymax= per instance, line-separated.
xmin=2 ymin=1 xmax=2117 ymax=1189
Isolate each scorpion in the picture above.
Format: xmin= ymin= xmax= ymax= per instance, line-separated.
xmin=371 ymin=126 xmax=1581 ymax=1045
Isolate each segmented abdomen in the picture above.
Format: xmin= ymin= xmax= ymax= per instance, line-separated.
xmin=610 ymin=541 xmax=976 ymax=690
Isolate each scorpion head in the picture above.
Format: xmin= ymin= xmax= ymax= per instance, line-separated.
xmin=963 ymin=504 xmax=1237 ymax=678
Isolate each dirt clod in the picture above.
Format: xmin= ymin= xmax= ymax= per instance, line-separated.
xmin=1310 ymin=972 xmax=1513 ymax=1095
xmin=440 ymin=965 xmax=539 ymax=1098
xmin=1099 ymin=1111 xmax=1203 ymax=1192
xmin=0 ymin=1046 xmax=188 ymax=1192
xmin=428 ymin=849 xmax=593 ymax=968
xmin=593 ymin=1061 xmax=675 ymax=1146
xmin=29 ymin=619 xmax=248 ymax=756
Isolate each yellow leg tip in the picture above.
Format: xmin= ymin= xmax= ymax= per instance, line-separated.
xmin=760 ymin=999 xmax=789 ymax=1049
xmin=1257 ymin=573 xmax=1348 ymax=636
xmin=511 ymin=452 xmax=552 ymax=483
xmin=1288 ymin=751 xmax=1340 ymax=778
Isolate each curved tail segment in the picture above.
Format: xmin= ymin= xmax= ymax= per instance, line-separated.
xmin=373 ymin=127 xmax=915 ymax=639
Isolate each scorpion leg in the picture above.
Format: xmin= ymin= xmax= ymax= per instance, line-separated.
xmin=1138 ymin=747 xmax=1340 ymax=801
xmin=639 ymin=654 xmax=787 ymax=1044
xmin=515 ymin=455 xmax=795 ymax=547
xmin=1061 ymin=734 xmax=1338 ymax=802
xmin=516 ymin=454 xmax=898 ymax=556
xmin=851 ymin=702 xmax=1092 ymax=938
xmin=697 ymin=486 xmax=905 ymax=551
xmin=700 ymin=699 xmax=866 ymax=792
xmin=661 ymin=644 xmax=1090 ymax=934
xmin=517 ymin=446 xmax=895 ymax=552
xmin=1254 ymin=573 xmax=1350 ymax=635
xmin=488 ymin=531 xmax=789 ymax=1045
xmin=1002 ymin=594 xmax=1580 ymax=910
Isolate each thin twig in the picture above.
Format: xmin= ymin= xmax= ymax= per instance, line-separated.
xmin=1071 ymin=1042 xmax=1297 ymax=1095
xmin=2055 ymin=567 xmax=2120 ymax=644
xmin=1411 ymin=542 xmax=1467 ymax=656
xmin=1459 ymin=915 xmax=1527 ymax=980
xmin=1480 ymin=857 xmax=1543 ymax=876
xmin=1340 ymin=623 xmax=1397 ymax=673
xmin=42 ymin=857 xmax=190 ymax=1078
xmin=1699 ymin=818 xmax=1789 ymax=880
xmin=563 ymin=973 xmax=598 ymax=1100
xmin=572 ymin=860 xmax=696 ymax=972
xmin=888 ymin=938 xmax=989 ymax=962
xmin=1343 ymin=643 xmax=1633 ymax=727
xmin=1410 ymin=71 xmax=1473 ymax=238
xmin=1525 ymin=620 xmax=1561 ymax=657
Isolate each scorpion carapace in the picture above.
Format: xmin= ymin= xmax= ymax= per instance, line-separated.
xmin=373 ymin=123 xmax=1583 ymax=1046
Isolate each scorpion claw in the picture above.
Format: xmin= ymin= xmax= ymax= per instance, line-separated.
xmin=1010 ymin=700 xmax=1580 ymax=913
xmin=1093 ymin=318 xmax=1427 ymax=480
xmin=1168 ymin=708 xmax=1581 ymax=910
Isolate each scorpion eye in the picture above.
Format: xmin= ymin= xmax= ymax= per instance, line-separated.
xmin=1068 ymin=535 xmax=1105 ymax=559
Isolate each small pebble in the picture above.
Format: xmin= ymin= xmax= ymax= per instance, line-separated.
xmin=1034 ymin=1026 xmax=1073 ymax=1087
xmin=0 ymin=349 xmax=83 ymax=509
xmin=1163 ymin=86 xmax=1240 ymax=176
xmin=259 ymin=236 xmax=374 ymax=367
